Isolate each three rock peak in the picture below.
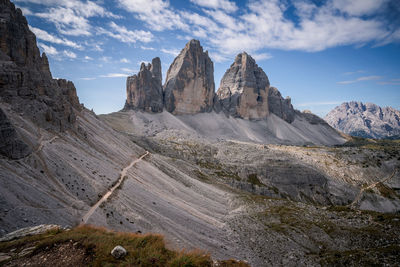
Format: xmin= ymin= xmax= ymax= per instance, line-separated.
xmin=125 ymin=39 xmax=295 ymax=122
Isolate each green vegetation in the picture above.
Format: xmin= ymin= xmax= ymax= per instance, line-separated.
xmin=247 ymin=174 xmax=264 ymax=187
xmin=0 ymin=225 xmax=249 ymax=267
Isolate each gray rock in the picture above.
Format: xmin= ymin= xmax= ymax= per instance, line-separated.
xmin=0 ymin=0 xmax=81 ymax=132
xmin=325 ymin=101 xmax=400 ymax=139
xmin=268 ymin=87 xmax=295 ymax=123
xmin=111 ymin=245 xmax=127 ymax=259
xmin=164 ymin=39 xmax=215 ymax=114
xmin=0 ymin=224 xmax=60 ymax=242
xmin=124 ymin=57 xmax=163 ymax=112
xmin=216 ymin=52 xmax=270 ymax=120
xmin=0 ymin=107 xmax=31 ymax=159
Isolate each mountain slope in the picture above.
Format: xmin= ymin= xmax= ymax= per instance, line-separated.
xmin=325 ymin=101 xmax=400 ymax=139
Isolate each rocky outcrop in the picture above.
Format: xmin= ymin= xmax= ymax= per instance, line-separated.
xmin=216 ymin=52 xmax=269 ymax=120
xmin=164 ymin=39 xmax=214 ymax=115
xmin=0 ymin=107 xmax=31 ymax=159
xmin=0 ymin=0 xmax=81 ymax=132
xmin=216 ymin=53 xmax=295 ymax=122
xmin=124 ymin=57 xmax=163 ymax=112
xmin=325 ymin=101 xmax=400 ymax=139
xmin=268 ymin=87 xmax=295 ymax=123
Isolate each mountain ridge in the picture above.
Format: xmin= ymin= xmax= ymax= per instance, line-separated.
xmin=325 ymin=101 xmax=400 ymax=139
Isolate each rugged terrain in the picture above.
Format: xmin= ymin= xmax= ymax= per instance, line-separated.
xmin=325 ymin=101 xmax=400 ymax=139
xmin=1 ymin=0 xmax=400 ymax=266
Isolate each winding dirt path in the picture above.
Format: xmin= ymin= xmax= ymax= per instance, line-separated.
xmin=350 ymin=169 xmax=398 ymax=207
xmin=81 ymin=151 xmax=149 ymax=224
xmin=36 ymin=136 xmax=58 ymax=152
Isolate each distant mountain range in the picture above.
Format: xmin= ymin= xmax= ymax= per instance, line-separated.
xmin=325 ymin=101 xmax=400 ymax=139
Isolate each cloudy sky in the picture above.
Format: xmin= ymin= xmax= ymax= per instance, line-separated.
xmin=15 ymin=0 xmax=400 ymax=116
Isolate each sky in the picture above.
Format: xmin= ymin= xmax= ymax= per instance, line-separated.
xmin=14 ymin=0 xmax=400 ymax=117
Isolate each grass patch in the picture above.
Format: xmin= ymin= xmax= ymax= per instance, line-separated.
xmin=0 ymin=225 xmax=249 ymax=267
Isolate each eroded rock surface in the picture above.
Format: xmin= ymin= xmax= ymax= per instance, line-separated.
xmin=164 ymin=40 xmax=214 ymax=115
xmin=0 ymin=107 xmax=31 ymax=159
xmin=216 ymin=52 xmax=269 ymax=120
xmin=124 ymin=57 xmax=163 ymax=112
xmin=0 ymin=0 xmax=81 ymax=131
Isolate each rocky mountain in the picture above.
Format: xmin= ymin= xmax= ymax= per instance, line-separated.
xmin=325 ymin=101 xmax=400 ymax=139
xmin=164 ymin=39 xmax=215 ymax=115
xmin=123 ymin=57 xmax=163 ymax=112
xmin=216 ymin=52 xmax=270 ymax=120
xmin=1 ymin=1 xmax=400 ymax=266
xmin=0 ymin=0 xmax=81 ymax=132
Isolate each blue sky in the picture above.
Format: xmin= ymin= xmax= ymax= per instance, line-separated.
xmin=14 ymin=0 xmax=400 ymax=116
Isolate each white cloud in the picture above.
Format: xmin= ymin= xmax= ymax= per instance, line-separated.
xmin=20 ymin=0 xmax=120 ymax=36
xmin=161 ymin=48 xmax=180 ymax=56
xmin=17 ymin=6 xmax=33 ymax=15
xmin=80 ymin=77 xmax=96 ymax=80
xmin=332 ymin=0 xmax=389 ymax=16
xmin=84 ymin=56 xmax=93 ymax=60
xmin=120 ymin=58 xmax=131 ymax=63
xmin=190 ymin=0 xmax=237 ymax=12
xmin=252 ymin=53 xmax=273 ymax=61
xmin=29 ymin=26 xmax=82 ymax=49
xmin=98 ymin=22 xmax=153 ymax=43
xmin=99 ymin=73 xmax=129 ymax=78
xmin=38 ymin=42 xmax=58 ymax=55
xmin=121 ymin=68 xmax=136 ymax=73
xmin=297 ymin=101 xmax=344 ymax=107
xmin=140 ymin=46 xmax=155 ymax=50
xmin=337 ymin=75 xmax=383 ymax=84
xmin=377 ymin=78 xmax=400 ymax=85
xmin=117 ymin=0 xmax=187 ymax=31
xmin=63 ymin=50 xmax=77 ymax=58
xmin=343 ymin=70 xmax=365 ymax=75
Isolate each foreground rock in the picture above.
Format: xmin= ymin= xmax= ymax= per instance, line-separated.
xmin=111 ymin=245 xmax=127 ymax=259
xmin=124 ymin=57 xmax=163 ymax=112
xmin=216 ymin=52 xmax=270 ymax=120
xmin=0 ymin=0 xmax=81 ymax=132
xmin=325 ymin=101 xmax=400 ymax=139
xmin=164 ymin=39 xmax=215 ymax=114
xmin=0 ymin=224 xmax=60 ymax=242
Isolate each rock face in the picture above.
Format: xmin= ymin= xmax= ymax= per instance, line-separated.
xmin=0 ymin=107 xmax=31 ymax=159
xmin=216 ymin=52 xmax=270 ymax=120
xmin=164 ymin=40 xmax=214 ymax=115
xmin=0 ymin=0 xmax=81 ymax=132
xmin=268 ymin=87 xmax=295 ymax=123
xmin=216 ymin=53 xmax=295 ymax=122
xmin=325 ymin=101 xmax=400 ymax=139
xmin=124 ymin=57 xmax=163 ymax=112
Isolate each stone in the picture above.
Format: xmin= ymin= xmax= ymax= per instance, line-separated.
xmin=0 ymin=0 xmax=81 ymax=132
xmin=325 ymin=101 xmax=400 ymax=139
xmin=0 ymin=107 xmax=31 ymax=159
xmin=268 ymin=87 xmax=295 ymax=123
xmin=111 ymin=245 xmax=127 ymax=259
xmin=164 ymin=39 xmax=215 ymax=115
xmin=124 ymin=57 xmax=163 ymax=112
xmin=0 ymin=224 xmax=60 ymax=242
xmin=216 ymin=52 xmax=270 ymax=120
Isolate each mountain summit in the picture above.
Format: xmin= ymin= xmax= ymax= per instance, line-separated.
xmin=325 ymin=101 xmax=400 ymax=139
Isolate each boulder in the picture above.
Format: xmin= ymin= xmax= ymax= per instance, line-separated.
xmin=111 ymin=245 xmax=127 ymax=259
xmin=216 ymin=52 xmax=270 ymax=120
xmin=164 ymin=39 xmax=214 ymax=115
xmin=124 ymin=57 xmax=163 ymax=112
